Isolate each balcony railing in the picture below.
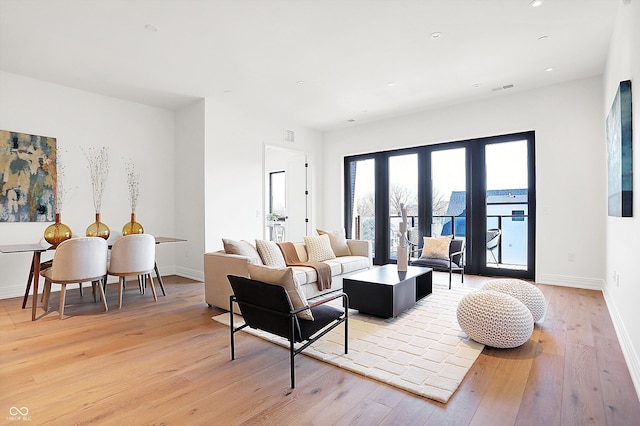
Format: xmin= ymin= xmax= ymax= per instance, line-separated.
xmin=354 ymin=213 xmax=527 ymax=269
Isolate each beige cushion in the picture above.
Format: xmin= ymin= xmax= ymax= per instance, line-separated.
xmin=317 ymin=228 xmax=351 ymax=256
xmin=304 ymin=234 xmax=336 ymax=262
xmin=222 ymin=238 xmax=263 ymax=265
xmin=247 ymin=264 xmax=313 ymax=320
xmin=421 ymin=236 xmax=452 ymax=260
xmin=255 ymin=239 xmax=286 ymax=268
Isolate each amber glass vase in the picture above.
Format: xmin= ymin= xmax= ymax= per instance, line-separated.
xmin=44 ymin=213 xmax=73 ymax=247
xmin=122 ymin=212 xmax=144 ymax=236
xmin=86 ymin=213 xmax=110 ymax=239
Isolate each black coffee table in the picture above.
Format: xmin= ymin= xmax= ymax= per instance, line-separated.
xmin=343 ymin=265 xmax=433 ymax=318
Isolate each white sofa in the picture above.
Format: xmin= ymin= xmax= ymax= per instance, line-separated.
xmin=204 ymin=239 xmax=372 ymax=311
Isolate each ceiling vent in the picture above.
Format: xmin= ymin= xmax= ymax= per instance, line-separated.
xmin=284 ymin=129 xmax=295 ymax=143
xmin=491 ymin=84 xmax=515 ymax=92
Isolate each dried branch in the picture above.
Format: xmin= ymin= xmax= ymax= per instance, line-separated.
xmin=83 ymin=146 xmax=110 ymax=213
xmin=125 ymin=159 xmax=140 ymax=213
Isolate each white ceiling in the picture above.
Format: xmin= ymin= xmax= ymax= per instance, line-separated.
xmin=0 ymin=0 xmax=619 ymax=131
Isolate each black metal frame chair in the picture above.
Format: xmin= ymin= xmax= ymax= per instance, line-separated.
xmin=411 ymin=238 xmax=465 ymax=289
xmin=227 ymin=275 xmax=348 ymax=388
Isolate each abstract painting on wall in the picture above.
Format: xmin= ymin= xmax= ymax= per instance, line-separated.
xmin=606 ymin=80 xmax=633 ymax=217
xmin=0 ymin=130 xmax=56 ymax=222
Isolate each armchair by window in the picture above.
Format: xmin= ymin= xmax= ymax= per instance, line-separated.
xmin=227 ymin=274 xmax=348 ymax=388
xmin=411 ymin=238 xmax=465 ymax=289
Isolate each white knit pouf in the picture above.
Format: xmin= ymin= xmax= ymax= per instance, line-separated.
xmin=457 ymin=290 xmax=534 ymax=348
xmin=482 ymin=279 xmax=547 ymax=322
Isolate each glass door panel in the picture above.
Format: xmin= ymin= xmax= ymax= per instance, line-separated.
xmin=388 ymin=154 xmax=418 ymax=260
xmin=485 ymin=140 xmax=528 ymax=270
xmin=349 ymin=158 xmax=376 ymax=256
xmin=431 ymin=148 xmax=466 ymax=241
xmin=268 ymin=171 xmax=286 ymax=242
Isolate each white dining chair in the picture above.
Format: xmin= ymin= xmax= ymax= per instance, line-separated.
xmin=41 ymin=237 xmax=109 ymax=320
xmin=108 ymin=234 xmax=157 ymax=308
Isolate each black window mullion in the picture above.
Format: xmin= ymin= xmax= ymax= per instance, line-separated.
xmin=374 ymin=153 xmax=389 ymax=265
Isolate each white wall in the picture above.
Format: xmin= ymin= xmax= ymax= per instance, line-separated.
xmin=0 ymin=71 xmax=176 ymax=298
xmin=603 ymin=0 xmax=640 ymax=398
xmin=202 ymin=98 xmax=322 ymax=254
xmin=174 ymin=99 xmax=206 ymax=280
xmin=322 ymin=76 xmax=606 ymax=290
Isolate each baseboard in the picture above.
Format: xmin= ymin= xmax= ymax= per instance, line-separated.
xmin=0 ymin=284 xmax=28 ymax=300
xmin=174 ymin=266 xmax=204 ymax=282
xmin=602 ymin=287 xmax=640 ymax=400
xmin=536 ymin=273 xmax=604 ymax=290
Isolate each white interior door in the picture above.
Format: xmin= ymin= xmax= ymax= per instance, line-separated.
xmin=264 ymin=146 xmax=310 ymax=242
xmin=285 ymin=153 xmax=308 ymax=242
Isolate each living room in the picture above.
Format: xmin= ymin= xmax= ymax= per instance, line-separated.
xmin=1 ymin=0 xmax=639 ymax=423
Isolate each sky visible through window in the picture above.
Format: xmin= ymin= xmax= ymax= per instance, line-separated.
xmin=355 ymin=140 xmax=527 ymax=199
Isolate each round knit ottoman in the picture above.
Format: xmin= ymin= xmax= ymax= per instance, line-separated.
xmin=457 ymin=290 xmax=534 ymax=348
xmin=482 ymin=279 xmax=547 ymax=322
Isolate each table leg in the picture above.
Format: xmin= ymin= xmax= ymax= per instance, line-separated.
xmin=32 ymin=251 xmax=41 ymax=321
xmin=154 ymin=262 xmax=166 ymax=296
xmin=22 ymin=254 xmax=36 ymax=309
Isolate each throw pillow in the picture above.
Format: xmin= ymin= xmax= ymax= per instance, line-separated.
xmin=421 ymin=236 xmax=452 ymax=260
xmin=255 ymin=239 xmax=286 ymax=268
xmin=304 ymin=234 xmax=336 ymax=262
xmin=222 ymin=238 xmax=263 ymax=265
xmin=317 ymin=228 xmax=351 ymax=257
xmin=247 ymin=264 xmax=313 ymax=320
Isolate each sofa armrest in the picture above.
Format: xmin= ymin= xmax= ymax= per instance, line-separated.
xmin=346 ymin=239 xmax=372 ymax=267
xmin=204 ymin=251 xmax=252 ymax=312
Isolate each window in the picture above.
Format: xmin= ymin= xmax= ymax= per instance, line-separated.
xmin=344 ymin=131 xmax=536 ymax=280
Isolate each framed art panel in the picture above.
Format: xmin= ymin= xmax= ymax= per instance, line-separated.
xmin=606 ymin=80 xmax=633 ymax=217
xmin=0 ymin=130 xmax=56 ymax=222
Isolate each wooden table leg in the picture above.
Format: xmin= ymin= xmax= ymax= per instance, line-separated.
xmin=32 ymin=251 xmax=41 ymax=321
xmin=22 ymin=254 xmax=36 ymax=309
xmin=154 ymin=262 xmax=166 ymax=296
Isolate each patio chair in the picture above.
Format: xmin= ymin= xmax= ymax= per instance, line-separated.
xmin=486 ymin=229 xmax=502 ymax=264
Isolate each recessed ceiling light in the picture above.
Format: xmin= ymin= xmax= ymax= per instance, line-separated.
xmin=538 ymin=35 xmax=549 ymax=41
xmin=348 ymin=119 xmax=356 ymax=123
xmin=296 ymin=80 xmax=305 ymax=85
xmin=144 ymin=24 xmax=159 ymax=32
xmin=430 ymin=32 xmax=442 ymax=39
xmin=386 ymin=82 xmax=396 ymax=87
xmin=529 ymin=0 xmax=542 ymax=7
xmin=472 ymin=83 xmax=481 ymax=88
xmin=544 ymin=67 xmax=554 ymax=72
xmin=223 ymin=90 xmax=232 ymax=94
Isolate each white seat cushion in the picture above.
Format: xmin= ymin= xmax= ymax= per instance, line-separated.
xmin=330 ymin=256 xmax=370 ymax=274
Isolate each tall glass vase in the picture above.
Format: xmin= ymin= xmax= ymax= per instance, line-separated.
xmin=122 ymin=212 xmax=144 ymax=236
xmin=44 ymin=213 xmax=72 ymax=247
xmin=86 ymin=213 xmax=110 ymax=240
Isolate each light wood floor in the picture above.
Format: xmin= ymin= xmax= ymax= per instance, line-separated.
xmin=1 ymin=273 xmax=639 ymax=425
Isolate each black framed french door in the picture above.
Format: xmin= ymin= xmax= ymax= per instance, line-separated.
xmin=344 ymin=131 xmax=535 ymax=280
xmin=467 ymin=132 xmax=536 ymax=279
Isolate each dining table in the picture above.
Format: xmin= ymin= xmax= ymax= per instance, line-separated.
xmin=0 ymin=236 xmax=186 ymax=321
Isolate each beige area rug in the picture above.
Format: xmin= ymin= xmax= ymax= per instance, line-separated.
xmin=212 ymin=284 xmax=483 ymax=403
